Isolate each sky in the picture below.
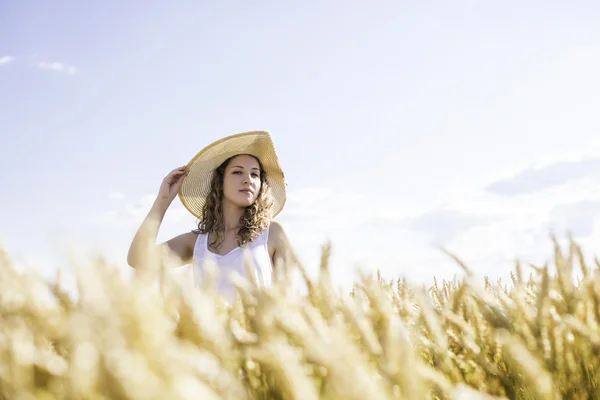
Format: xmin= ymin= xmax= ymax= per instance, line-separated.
xmin=2 ymin=1 xmax=600 ymax=294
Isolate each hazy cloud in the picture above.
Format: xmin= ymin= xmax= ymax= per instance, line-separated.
xmin=401 ymin=208 xmax=501 ymax=244
xmin=90 ymin=194 xmax=192 ymax=228
xmin=35 ymin=60 xmax=77 ymax=75
xmin=0 ymin=56 xmax=14 ymax=65
xmin=485 ymin=157 xmax=600 ymax=196
xmin=548 ymin=200 xmax=600 ymax=237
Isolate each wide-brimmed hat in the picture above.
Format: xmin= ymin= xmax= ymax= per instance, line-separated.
xmin=178 ymin=131 xmax=287 ymax=220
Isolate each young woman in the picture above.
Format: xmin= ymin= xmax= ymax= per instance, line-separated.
xmin=127 ymin=131 xmax=295 ymax=301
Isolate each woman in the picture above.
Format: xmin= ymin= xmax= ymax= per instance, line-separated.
xmin=127 ymin=131 xmax=295 ymax=301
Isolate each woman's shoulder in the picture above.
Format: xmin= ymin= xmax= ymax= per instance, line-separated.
xmin=266 ymin=220 xmax=290 ymax=247
xmin=265 ymin=219 xmax=295 ymax=267
xmin=180 ymin=230 xmax=200 ymax=246
xmin=160 ymin=230 xmax=199 ymax=266
xmin=267 ymin=220 xmax=285 ymax=235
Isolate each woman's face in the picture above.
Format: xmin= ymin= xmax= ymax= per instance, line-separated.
xmin=222 ymin=154 xmax=262 ymax=208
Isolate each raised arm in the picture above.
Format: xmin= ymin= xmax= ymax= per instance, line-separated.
xmin=127 ymin=166 xmax=195 ymax=269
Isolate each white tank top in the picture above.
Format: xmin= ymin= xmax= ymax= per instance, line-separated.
xmin=192 ymin=224 xmax=273 ymax=303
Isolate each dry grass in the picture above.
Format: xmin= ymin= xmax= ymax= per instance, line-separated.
xmin=1 ymin=237 xmax=600 ymax=399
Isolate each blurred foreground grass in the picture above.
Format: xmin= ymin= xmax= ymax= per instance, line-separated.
xmin=1 ymin=238 xmax=599 ymax=399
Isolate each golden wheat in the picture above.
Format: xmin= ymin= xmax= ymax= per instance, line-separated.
xmin=1 ymin=237 xmax=600 ymax=399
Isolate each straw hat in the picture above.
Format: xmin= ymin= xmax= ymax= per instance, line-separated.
xmin=178 ymin=131 xmax=287 ymax=220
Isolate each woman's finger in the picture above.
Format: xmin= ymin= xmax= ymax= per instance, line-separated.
xmin=169 ymin=170 xmax=186 ymax=178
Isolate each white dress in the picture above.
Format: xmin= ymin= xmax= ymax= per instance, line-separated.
xmin=192 ymin=224 xmax=273 ymax=302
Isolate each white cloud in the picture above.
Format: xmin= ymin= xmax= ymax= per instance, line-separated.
xmin=484 ymin=156 xmax=600 ymax=197
xmin=91 ymin=194 xmax=194 ymax=230
xmin=0 ymin=56 xmax=13 ymax=65
xmin=281 ymin=147 xmax=600 ymax=288
xmin=0 ymin=55 xmax=77 ymax=74
xmin=277 ymin=187 xmax=449 ymax=289
xmin=414 ymin=152 xmax=600 ymax=281
xmin=35 ymin=61 xmax=77 ymax=75
xmin=280 ymin=187 xmax=421 ymax=231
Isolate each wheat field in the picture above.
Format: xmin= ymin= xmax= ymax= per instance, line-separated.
xmin=1 ymin=237 xmax=599 ymax=399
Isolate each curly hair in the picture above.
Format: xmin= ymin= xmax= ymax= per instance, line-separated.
xmin=192 ymin=154 xmax=274 ymax=250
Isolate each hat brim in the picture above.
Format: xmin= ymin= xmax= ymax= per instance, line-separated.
xmin=178 ymin=131 xmax=286 ymax=220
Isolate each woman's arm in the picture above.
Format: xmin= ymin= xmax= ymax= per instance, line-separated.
xmin=127 ymin=166 xmax=195 ymax=269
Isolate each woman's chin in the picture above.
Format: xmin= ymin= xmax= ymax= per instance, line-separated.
xmin=224 ymin=194 xmax=256 ymax=209
xmin=231 ymin=198 xmax=255 ymax=208
xmin=238 ymin=193 xmax=257 ymax=205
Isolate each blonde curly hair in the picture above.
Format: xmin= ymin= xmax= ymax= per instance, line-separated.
xmin=193 ymin=154 xmax=274 ymax=250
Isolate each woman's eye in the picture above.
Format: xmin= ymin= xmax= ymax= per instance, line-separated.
xmin=252 ymin=173 xmax=259 ymax=178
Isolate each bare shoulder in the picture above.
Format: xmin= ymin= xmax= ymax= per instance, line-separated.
xmin=268 ymin=220 xmax=288 ymax=244
xmin=267 ymin=220 xmax=295 ymax=267
xmin=161 ymin=231 xmax=199 ymax=266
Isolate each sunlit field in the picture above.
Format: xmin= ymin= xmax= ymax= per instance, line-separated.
xmin=1 ymin=237 xmax=598 ymax=399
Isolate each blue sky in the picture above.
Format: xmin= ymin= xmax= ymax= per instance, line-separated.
xmin=2 ymin=1 xmax=600 ymax=291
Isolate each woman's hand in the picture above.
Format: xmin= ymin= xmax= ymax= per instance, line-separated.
xmin=157 ymin=166 xmax=188 ymax=205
